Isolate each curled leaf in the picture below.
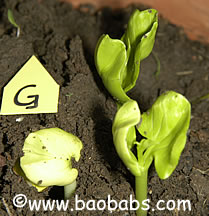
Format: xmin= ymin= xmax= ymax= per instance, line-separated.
xmin=112 ymin=100 xmax=142 ymax=176
xmin=122 ymin=9 xmax=158 ymax=51
xmin=13 ymin=158 xmax=47 ymax=192
xmin=95 ymin=34 xmax=129 ymax=103
xmin=137 ymin=91 xmax=191 ymax=179
xmin=20 ymin=128 xmax=82 ymax=189
xmin=121 ymin=9 xmax=158 ymax=92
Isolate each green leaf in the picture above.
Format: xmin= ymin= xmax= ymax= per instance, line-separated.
xmin=121 ymin=9 xmax=158 ymax=92
xmin=112 ymin=100 xmax=142 ymax=176
xmin=122 ymin=9 xmax=158 ymax=50
xmin=95 ymin=34 xmax=130 ymax=103
xmin=137 ymin=91 xmax=191 ymax=179
xmin=136 ymin=22 xmax=158 ymax=61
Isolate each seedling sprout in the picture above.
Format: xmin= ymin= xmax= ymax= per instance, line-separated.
xmin=8 ymin=9 xmax=20 ymax=37
xmin=95 ymin=9 xmax=191 ymax=216
xmin=14 ymin=128 xmax=83 ymax=200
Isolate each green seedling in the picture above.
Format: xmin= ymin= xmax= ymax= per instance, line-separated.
xmin=95 ymin=9 xmax=158 ymax=104
xmin=95 ymin=8 xmax=191 ymax=216
xmin=8 ymin=9 xmax=20 ymax=37
xmin=14 ymin=128 xmax=83 ymax=199
xmin=113 ymin=91 xmax=191 ymax=216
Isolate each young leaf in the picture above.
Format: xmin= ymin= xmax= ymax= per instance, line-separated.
xmin=137 ymin=91 xmax=191 ymax=179
xmin=135 ymin=22 xmax=158 ymax=61
xmin=112 ymin=100 xmax=142 ymax=176
xmin=95 ymin=34 xmax=130 ymax=103
xmin=122 ymin=9 xmax=158 ymax=51
xmin=121 ymin=9 xmax=158 ymax=92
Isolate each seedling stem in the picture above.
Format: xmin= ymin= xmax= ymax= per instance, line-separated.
xmin=135 ymin=171 xmax=148 ymax=216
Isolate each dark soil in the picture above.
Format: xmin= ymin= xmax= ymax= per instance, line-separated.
xmin=0 ymin=0 xmax=209 ymax=215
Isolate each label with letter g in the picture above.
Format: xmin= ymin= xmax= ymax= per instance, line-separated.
xmin=0 ymin=55 xmax=60 ymax=115
xmin=14 ymin=85 xmax=39 ymax=109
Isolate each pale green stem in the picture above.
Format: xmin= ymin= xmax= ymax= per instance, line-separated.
xmin=64 ymin=180 xmax=77 ymax=200
xmin=135 ymin=170 xmax=148 ymax=216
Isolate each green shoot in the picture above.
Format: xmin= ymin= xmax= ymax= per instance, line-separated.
xmin=95 ymin=9 xmax=191 ymax=216
xmin=95 ymin=9 xmax=158 ymax=104
xmin=8 ymin=9 xmax=20 ymax=37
